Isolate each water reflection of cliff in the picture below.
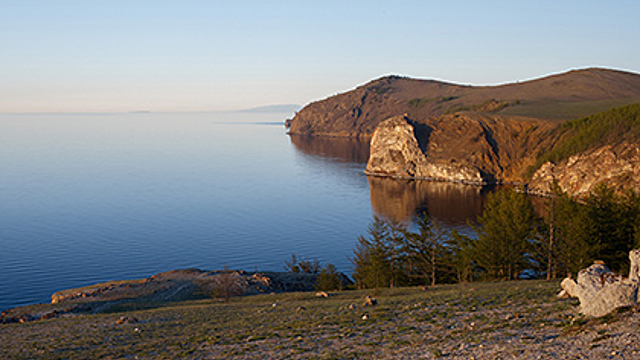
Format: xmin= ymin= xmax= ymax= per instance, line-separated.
xmin=289 ymin=135 xmax=370 ymax=164
xmin=289 ymin=134 xmax=488 ymax=228
xmin=368 ymin=176 xmax=489 ymax=225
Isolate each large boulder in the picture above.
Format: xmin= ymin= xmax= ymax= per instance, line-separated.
xmin=561 ymin=249 xmax=640 ymax=317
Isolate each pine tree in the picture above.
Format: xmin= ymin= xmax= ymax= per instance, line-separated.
xmin=315 ymin=263 xmax=342 ymax=291
xmin=548 ymin=187 xmax=593 ymax=278
xmin=447 ymin=229 xmax=476 ymax=283
xmin=400 ymin=212 xmax=449 ymax=286
xmin=584 ymin=185 xmax=640 ymax=272
xmin=474 ymin=189 xmax=539 ymax=280
xmin=352 ymin=217 xmax=395 ymax=289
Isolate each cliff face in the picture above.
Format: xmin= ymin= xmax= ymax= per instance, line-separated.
xmin=365 ymin=112 xmax=640 ymax=193
xmin=365 ymin=115 xmax=485 ymax=184
xmin=364 ymin=114 xmax=556 ymax=184
xmin=529 ymin=143 xmax=640 ymax=197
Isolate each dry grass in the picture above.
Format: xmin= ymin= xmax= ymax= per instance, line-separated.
xmin=2 ymin=280 xmax=639 ymax=359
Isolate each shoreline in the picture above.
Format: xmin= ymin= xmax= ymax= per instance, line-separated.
xmin=1 ymin=268 xmax=324 ymax=323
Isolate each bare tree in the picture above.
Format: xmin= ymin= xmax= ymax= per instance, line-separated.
xmin=213 ymin=266 xmax=243 ymax=302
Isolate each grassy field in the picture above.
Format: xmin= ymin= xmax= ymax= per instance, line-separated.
xmin=3 ymin=279 xmax=610 ymax=359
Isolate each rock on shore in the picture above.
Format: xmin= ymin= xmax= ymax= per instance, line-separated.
xmin=1 ymin=269 xmax=329 ymax=323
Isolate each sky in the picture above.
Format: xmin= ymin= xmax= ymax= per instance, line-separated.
xmin=1 ymin=1 xmax=639 ymax=113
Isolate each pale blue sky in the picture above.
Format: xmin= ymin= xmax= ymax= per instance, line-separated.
xmin=1 ymin=1 xmax=639 ymax=112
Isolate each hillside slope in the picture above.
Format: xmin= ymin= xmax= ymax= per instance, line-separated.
xmin=528 ymin=103 xmax=640 ymax=196
xmin=287 ymin=68 xmax=640 ymax=138
xmin=3 ymin=280 xmax=640 ymax=359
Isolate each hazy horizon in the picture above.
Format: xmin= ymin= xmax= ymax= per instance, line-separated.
xmin=2 ymin=1 xmax=639 ymax=113
xmin=0 ymin=104 xmax=302 ymax=115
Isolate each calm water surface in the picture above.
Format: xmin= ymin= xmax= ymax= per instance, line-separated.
xmin=0 ymin=112 xmax=487 ymax=310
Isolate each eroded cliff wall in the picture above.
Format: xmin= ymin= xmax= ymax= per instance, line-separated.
xmin=364 ymin=114 xmax=556 ymax=184
xmin=529 ymin=143 xmax=640 ymax=197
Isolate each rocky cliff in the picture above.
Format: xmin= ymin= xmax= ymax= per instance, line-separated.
xmin=364 ymin=114 xmax=557 ymax=184
xmin=365 ymin=115 xmax=486 ymax=184
xmin=528 ymin=143 xmax=640 ymax=197
xmin=525 ymin=103 xmax=640 ymax=196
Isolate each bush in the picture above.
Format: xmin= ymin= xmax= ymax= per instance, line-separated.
xmin=315 ymin=264 xmax=343 ymax=291
xmin=284 ymin=254 xmax=321 ymax=274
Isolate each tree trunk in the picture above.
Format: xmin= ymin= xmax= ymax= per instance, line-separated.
xmin=547 ymin=200 xmax=555 ymax=281
xmin=431 ymin=247 xmax=436 ymax=287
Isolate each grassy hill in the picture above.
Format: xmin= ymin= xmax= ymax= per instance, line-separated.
xmin=288 ymin=68 xmax=640 ymax=138
xmin=2 ymin=280 xmax=639 ymax=359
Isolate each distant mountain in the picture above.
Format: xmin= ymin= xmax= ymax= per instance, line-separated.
xmin=288 ymin=68 xmax=640 ymax=138
xmin=238 ymin=104 xmax=301 ymax=114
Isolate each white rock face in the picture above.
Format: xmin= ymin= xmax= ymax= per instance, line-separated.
xmin=365 ymin=116 xmax=487 ymax=184
xmin=365 ymin=115 xmax=427 ymax=178
xmin=561 ymin=250 xmax=640 ymax=317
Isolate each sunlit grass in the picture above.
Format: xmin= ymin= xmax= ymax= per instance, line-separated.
xmin=1 ymin=280 xmax=583 ymax=359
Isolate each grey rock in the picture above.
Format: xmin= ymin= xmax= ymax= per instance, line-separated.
xmin=561 ymin=250 xmax=640 ymax=317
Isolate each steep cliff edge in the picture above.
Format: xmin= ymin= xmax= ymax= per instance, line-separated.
xmin=365 ymin=115 xmax=486 ymax=184
xmin=528 ymin=143 xmax=640 ymax=197
xmin=288 ymin=68 xmax=640 ymax=138
xmin=365 ymin=114 xmax=557 ymax=184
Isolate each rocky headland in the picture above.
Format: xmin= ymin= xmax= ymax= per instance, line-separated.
xmin=288 ymin=68 xmax=640 ymax=139
xmin=288 ymin=68 xmax=640 ymax=196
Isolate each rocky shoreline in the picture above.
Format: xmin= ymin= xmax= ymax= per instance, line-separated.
xmin=1 ymin=269 xmax=325 ymax=324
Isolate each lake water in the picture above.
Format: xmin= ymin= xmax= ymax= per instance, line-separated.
xmin=0 ymin=112 xmax=488 ymax=310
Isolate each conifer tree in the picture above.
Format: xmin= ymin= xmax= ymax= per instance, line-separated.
xmin=584 ymin=185 xmax=640 ymax=272
xmin=316 ymin=263 xmax=343 ymax=291
xmin=447 ymin=229 xmax=476 ymax=283
xmin=352 ymin=216 xmax=396 ymax=289
xmin=473 ymin=189 xmax=539 ymax=280
xmin=546 ymin=186 xmax=593 ymax=278
xmin=400 ymin=212 xmax=449 ymax=286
